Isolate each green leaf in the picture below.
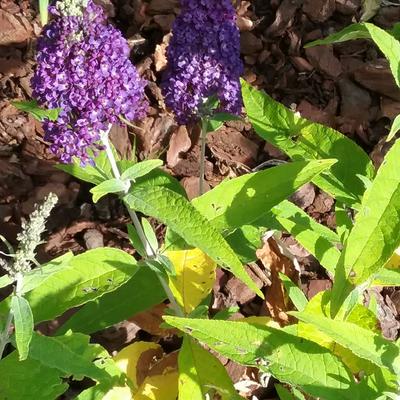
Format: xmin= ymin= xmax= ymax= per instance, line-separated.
xmin=120 ymin=160 xmax=163 ymax=181
xmin=367 ymin=23 xmax=400 ymax=87
xmin=331 ymin=140 xmax=400 ymax=316
xmin=20 ymin=252 xmax=74 ymax=294
xmin=27 ymin=331 xmax=109 ymax=381
xmin=305 ymin=24 xmax=372 ymax=48
xmin=292 ymin=311 xmax=400 ymax=376
xmin=0 ymin=274 xmax=12 ymax=289
xmin=388 ymin=114 xmax=400 ymax=141
xmin=133 ymin=168 xmax=187 ymax=197
xmin=224 ymin=224 xmax=264 ymax=263
xmin=192 ymin=160 xmax=336 ymax=232
xmin=305 ymin=23 xmax=400 ymax=88
xmin=26 ymin=248 xmax=139 ymax=323
xmin=178 ymin=336 xmax=243 ymax=400
xmin=373 ymin=268 xmax=400 ymax=286
xmin=90 ymin=178 xmax=129 ymax=203
xmin=124 ymin=186 xmax=263 ymax=298
xmin=297 ymin=292 xmax=380 ymax=375
xmin=12 ymin=100 xmax=61 ymax=122
xmin=205 ymin=113 xmax=241 ymax=133
xmin=335 ymin=202 xmax=353 ymax=244
xmin=11 ymin=295 xmax=33 ymax=361
xmin=76 ymin=354 xmax=126 ymax=400
xmin=225 ymin=199 xmax=340 ymax=267
xmin=242 ymin=80 xmax=374 ymax=207
xmin=276 ymin=384 xmax=295 ymax=400
xmin=279 ymin=273 xmax=308 ymax=312
xmin=58 ymin=267 xmax=165 ymax=335
xmin=0 ymin=351 xmax=67 ymax=400
xmin=142 ymin=218 xmax=159 ymax=253
xmin=276 ymin=384 xmax=306 ymax=400
xmin=271 ymin=200 xmax=341 ymax=273
xmin=57 ymin=162 xmax=107 ymax=185
xmin=127 ymin=223 xmax=146 ymax=258
xmin=164 ymin=317 xmax=367 ymax=400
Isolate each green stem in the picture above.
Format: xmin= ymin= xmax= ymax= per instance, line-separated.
xmin=39 ymin=0 xmax=49 ymax=26
xmin=199 ymin=119 xmax=208 ymax=196
xmin=100 ymin=128 xmax=183 ymax=317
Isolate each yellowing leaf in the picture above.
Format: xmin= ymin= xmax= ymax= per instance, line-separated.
xmin=135 ymin=370 xmax=179 ymax=400
xmin=385 ymin=247 xmax=400 ymax=269
xmin=297 ymin=291 xmax=379 ymax=374
xmin=166 ymin=248 xmax=216 ymax=314
xmin=103 ymin=386 xmax=133 ymax=400
xmin=237 ymin=316 xmax=280 ymax=329
xmin=113 ymin=342 xmax=163 ymax=388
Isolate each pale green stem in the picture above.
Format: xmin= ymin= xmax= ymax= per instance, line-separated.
xmin=100 ymin=128 xmax=183 ymax=316
xmin=39 ymin=0 xmax=49 ymax=26
xmin=199 ymin=119 xmax=208 ymax=196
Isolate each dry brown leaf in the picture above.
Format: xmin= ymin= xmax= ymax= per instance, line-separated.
xmin=166 ymin=125 xmax=191 ymax=168
xmin=154 ymin=33 xmax=171 ymax=72
xmin=130 ymin=303 xmax=176 ymax=336
xmin=256 ymin=238 xmax=299 ymax=325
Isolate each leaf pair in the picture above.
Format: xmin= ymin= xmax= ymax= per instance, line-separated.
xmin=305 ymin=22 xmax=400 ymax=141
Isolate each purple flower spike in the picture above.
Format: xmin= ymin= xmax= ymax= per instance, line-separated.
xmin=162 ymin=0 xmax=244 ymax=125
xmin=32 ymin=0 xmax=148 ymax=164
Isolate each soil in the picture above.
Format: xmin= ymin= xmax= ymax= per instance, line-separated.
xmin=1 ymin=0 xmax=400 ymax=398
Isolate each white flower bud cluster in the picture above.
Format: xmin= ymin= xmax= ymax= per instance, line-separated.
xmin=56 ymin=0 xmax=89 ymax=17
xmin=4 ymin=193 xmax=58 ymax=278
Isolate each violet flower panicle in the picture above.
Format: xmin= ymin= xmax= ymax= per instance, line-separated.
xmin=162 ymin=0 xmax=244 ymax=125
xmin=32 ymin=0 xmax=148 ymax=164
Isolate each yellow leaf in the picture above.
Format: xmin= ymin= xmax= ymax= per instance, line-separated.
xmin=103 ymin=386 xmax=133 ymax=400
xmin=114 ymin=342 xmax=163 ymax=388
xmin=385 ymin=246 xmax=400 ymax=269
xmin=166 ymin=248 xmax=217 ymax=314
xmin=135 ymin=370 xmax=179 ymax=400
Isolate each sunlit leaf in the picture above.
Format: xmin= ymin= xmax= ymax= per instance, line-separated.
xmin=166 ymin=248 xmax=216 ymax=314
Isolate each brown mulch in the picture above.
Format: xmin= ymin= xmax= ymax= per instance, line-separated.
xmin=1 ymin=0 xmax=400 ymax=398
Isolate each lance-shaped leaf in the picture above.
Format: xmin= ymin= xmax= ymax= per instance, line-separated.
xmin=0 ymin=351 xmax=67 ymax=400
xmin=166 ymin=249 xmax=216 ymax=315
xmin=12 ymin=100 xmax=61 ymax=122
xmin=292 ymin=311 xmax=400 ymax=376
xmin=225 ymin=199 xmax=340 ymax=268
xmin=388 ymin=114 xmax=400 ymax=142
xmin=192 ymin=159 xmax=337 ymax=232
xmin=305 ymin=23 xmax=400 ymax=88
xmin=26 ymin=247 xmax=139 ymax=323
xmin=178 ymin=336 xmax=243 ymax=400
xmin=27 ymin=331 xmax=109 ymax=382
xmin=90 ymin=179 xmax=129 ymax=203
xmin=331 ymin=139 xmax=400 ymax=316
xmin=120 ymin=159 xmax=163 ymax=181
xmin=164 ymin=317 xmax=369 ymax=400
xmin=11 ymin=295 xmax=33 ymax=361
xmin=242 ymin=80 xmax=374 ymax=207
xmin=58 ymin=268 xmax=165 ymax=335
xmin=124 ymin=186 xmax=263 ymax=298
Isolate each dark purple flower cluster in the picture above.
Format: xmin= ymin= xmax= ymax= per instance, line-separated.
xmin=162 ymin=0 xmax=244 ymax=125
xmin=32 ymin=0 xmax=147 ymax=164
